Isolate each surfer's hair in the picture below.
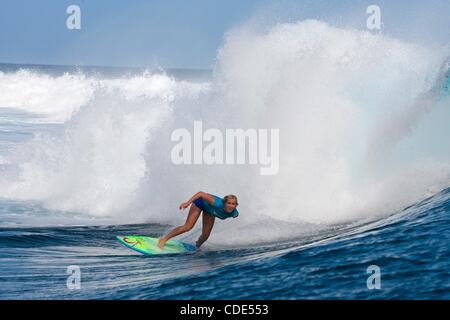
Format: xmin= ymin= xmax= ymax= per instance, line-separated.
xmin=223 ymin=194 xmax=238 ymax=206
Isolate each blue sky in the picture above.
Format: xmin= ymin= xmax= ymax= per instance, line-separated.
xmin=1 ymin=0 xmax=449 ymax=69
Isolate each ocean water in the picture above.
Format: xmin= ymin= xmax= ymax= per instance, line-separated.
xmin=0 ymin=20 xmax=449 ymax=299
xmin=1 ymin=187 xmax=449 ymax=299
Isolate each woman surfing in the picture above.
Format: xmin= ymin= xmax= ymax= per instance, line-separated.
xmin=158 ymin=191 xmax=239 ymax=250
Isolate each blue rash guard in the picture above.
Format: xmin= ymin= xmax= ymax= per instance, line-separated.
xmin=193 ymin=194 xmax=239 ymax=220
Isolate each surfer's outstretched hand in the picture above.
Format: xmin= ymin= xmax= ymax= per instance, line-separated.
xmin=179 ymin=202 xmax=189 ymax=210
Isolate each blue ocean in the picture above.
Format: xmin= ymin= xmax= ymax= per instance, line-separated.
xmin=0 ymin=21 xmax=449 ymax=300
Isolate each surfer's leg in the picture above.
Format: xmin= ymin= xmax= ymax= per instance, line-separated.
xmin=158 ymin=203 xmax=202 ymax=249
xmin=196 ymin=212 xmax=215 ymax=249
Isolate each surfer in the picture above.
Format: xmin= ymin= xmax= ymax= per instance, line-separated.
xmin=158 ymin=192 xmax=239 ymax=250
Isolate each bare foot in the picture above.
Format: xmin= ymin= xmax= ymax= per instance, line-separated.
xmin=158 ymin=238 xmax=166 ymax=250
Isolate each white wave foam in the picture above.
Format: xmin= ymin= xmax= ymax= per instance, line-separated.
xmin=1 ymin=20 xmax=450 ymax=242
xmin=0 ymin=69 xmax=95 ymax=122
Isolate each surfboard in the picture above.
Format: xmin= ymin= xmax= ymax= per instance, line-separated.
xmin=116 ymin=235 xmax=196 ymax=255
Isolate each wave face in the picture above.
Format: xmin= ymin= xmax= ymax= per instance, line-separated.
xmin=0 ymin=186 xmax=449 ymax=299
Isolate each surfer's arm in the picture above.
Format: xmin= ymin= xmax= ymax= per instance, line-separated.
xmin=179 ymin=191 xmax=215 ymax=209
